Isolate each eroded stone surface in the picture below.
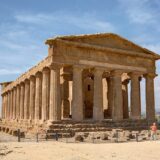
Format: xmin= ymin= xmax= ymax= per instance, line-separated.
xmin=0 ymin=33 xmax=159 ymax=135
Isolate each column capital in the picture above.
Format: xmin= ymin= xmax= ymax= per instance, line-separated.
xmin=73 ymin=65 xmax=84 ymax=72
xmin=13 ymin=86 xmax=17 ymax=92
xmin=111 ymin=70 xmax=123 ymax=77
xmin=94 ymin=67 xmax=104 ymax=75
xmin=7 ymin=90 xmax=10 ymax=94
xmin=42 ymin=67 xmax=50 ymax=73
xmin=16 ymin=84 xmax=20 ymax=88
xmin=103 ymin=71 xmax=110 ymax=78
xmin=49 ymin=63 xmax=62 ymax=70
xmin=19 ymin=81 xmax=25 ymax=86
xmin=129 ymin=71 xmax=142 ymax=78
xmin=24 ymin=79 xmax=30 ymax=84
xmin=13 ymin=86 xmax=16 ymax=89
xmin=61 ymin=73 xmax=72 ymax=81
xmin=144 ymin=73 xmax=157 ymax=79
xmin=35 ymin=71 xmax=42 ymax=78
xmin=29 ymin=75 xmax=36 ymax=81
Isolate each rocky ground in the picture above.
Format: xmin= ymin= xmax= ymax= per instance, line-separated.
xmin=1 ymin=132 xmax=160 ymax=160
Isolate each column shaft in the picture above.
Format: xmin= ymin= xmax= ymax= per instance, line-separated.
xmin=146 ymin=74 xmax=156 ymax=120
xmin=5 ymin=94 xmax=7 ymax=119
xmin=5 ymin=93 xmax=8 ymax=119
xmin=10 ymin=90 xmax=13 ymax=119
xmin=8 ymin=92 xmax=12 ymax=119
xmin=61 ymin=75 xmax=70 ymax=119
xmin=122 ymin=81 xmax=129 ymax=119
xmin=3 ymin=94 xmax=6 ymax=119
xmin=29 ymin=76 xmax=36 ymax=120
xmin=16 ymin=86 xmax=20 ymax=119
xmin=24 ymin=80 xmax=30 ymax=120
xmin=8 ymin=91 xmax=11 ymax=119
xmin=111 ymin=71 xmax=123 ymax=120
xmin=72 ymin=65 xmax=83 ymax=121
xmin=107 ymin=77 xmax=113 ymax=118
xmin=20 ymin=83 xmax=25 ymax=119
xmin=13 ymin=88 xmax=17 ymax=119
xmin=49 ymin=66 xmax=61 ymax=121
xmin=130 ymin=73 xmax=141 ymax=119
xmin=42 ymin=68 xmax=50 ymax=121
xmin=7 ymin=92 xmax=10 ymax=119
xmin=93 ymin=68 xmax=104 ymax=121
xmin=35 ymin=72 xmax=42 ymax=122
xmin=3 ymin=95 xmax=6 ymax=119
xmin=1 ymin=95 xmax=4 ymax=119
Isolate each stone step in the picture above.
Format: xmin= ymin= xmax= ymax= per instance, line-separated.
xmin=48 ymin=123 xmax=150 ymax=129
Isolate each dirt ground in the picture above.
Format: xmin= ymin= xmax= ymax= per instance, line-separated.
xmin=0 ymin=132 xmax=160 ymax=160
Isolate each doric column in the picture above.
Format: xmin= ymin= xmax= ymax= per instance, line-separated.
xmin=13 ymin=88 xmax=17 ymax=119
xmin=10 ymin=90 xmax=13 ymax=119
xmin=145 ymin=73 xmax=156 ymax=121
xmin=24 ymin=79 xmax=30 ymax=120
xmin=20 ymin=83 xmax=25 ymax=119
xmin=5 ymin=93 xmax=8 ymax=119
xmin=49 ymin=65 xmax=61 ymax=121
xmin=1 ymin=95 xmax=4 ymax=119
xmin=7 ymin=92 xmax=10 ymax=119
xmin=8 ymin=91 xmax=12 ymax=119
xmin=29 ymin=76 xmax=36 ymax=121
xmin=4 ymin=94 xmax=7 ymax=119
xmin=2 ymin=94 xmax=6 ymax=119
xmin=122 ymin=80 xmax=129 ymax=119
xmin=130 ymin=72 xmax=141 ymax=119
xmin=16 ymin=85 xmax=20 ymax=119
xmin=107 ymin=77 xmax=113 ymax=118
xmin=8 ymin=91 xmax=11 ymax=119
xmin=3 ymin=94 xmax=6 ymax=119
xmin=111 ymin=70 xmax=123 ymax=121
xmin=72 ymin=65 xmax=83 ymax=121
xmin=6 ymin=93 xmax=8 ymax=119
xmin=6 ymin=92 xmax=9 ymax=119
xmin=5 ymin=94 xmax=8 ymax=119
xmin=61 ymin=73 xmax=70 ymax=119
xmin=42 ymin=68 xmax=50 ymax=121
xmin=35 ymin=72 xmax=42 ymax=123
xmin=93 ymin=68 xmax=104 ymax=121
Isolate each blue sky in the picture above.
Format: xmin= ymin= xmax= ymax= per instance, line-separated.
xmin=0 ymin=0 xmax=160 ymax=113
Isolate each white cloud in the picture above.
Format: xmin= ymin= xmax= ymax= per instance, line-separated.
xmin=118 ymin=0 xmax=159 ymax=25
xmin=0 ymin=69 xmax=23 ymax=75
xmin=14 ymin=12 xmax=115 ymax=33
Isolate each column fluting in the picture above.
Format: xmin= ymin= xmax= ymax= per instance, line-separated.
xmin=42 ymin=68 xmax=50 ymax=121
xmin=72 ymin=65 xmax=83 ymax=121
xmin=93 ymin=68 xmax=104 ymax=121
xmin=111 ymin=70 xmax=123 ymax=120
xmin=49 ymin=65 xmax=61 ymax=121
xmin=35 ymin=72 xmax=42 ymax=123
xmin=24 ymin=79 xmax=30 ymax=120
xmin=130 ymin=72 xmax=141 ymax=119
xmin=29 ymin=76 xmax=36 ymax=121
xmin=145 ymin=73 xmax=156 ymax=121
xmin=20 ymin=83 xmax=25 ymax=120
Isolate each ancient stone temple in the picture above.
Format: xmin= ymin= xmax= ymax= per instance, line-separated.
xmin=0 ymin=33 xmax=160 ymax=135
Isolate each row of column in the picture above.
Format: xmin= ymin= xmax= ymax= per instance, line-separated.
xmin=72 ymin=66 xmax=156 ymax=121
xmin=1 ymin=65 xmax=61 ymax=123
xmin=1 ymin=65 xmax=156 ymax=122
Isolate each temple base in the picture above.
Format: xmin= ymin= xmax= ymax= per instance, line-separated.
xmin=0 ymin=119 xmax=156 ymax=138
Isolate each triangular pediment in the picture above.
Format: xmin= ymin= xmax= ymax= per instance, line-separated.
xmin=46 ymin=33 xmax=160 ymax=59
